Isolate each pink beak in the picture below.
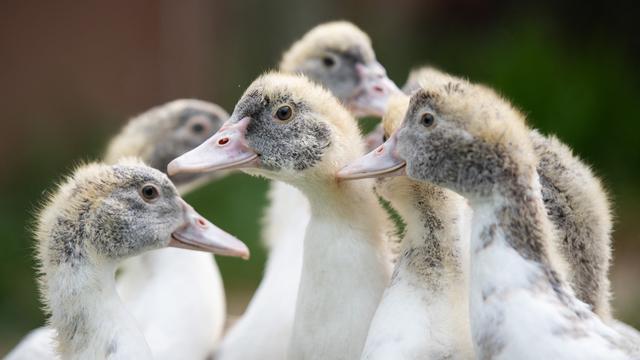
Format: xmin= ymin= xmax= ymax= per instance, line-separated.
xmin=170 ymin=198 xmax=250 ymax=259
xmin=348 ymin=62 xmax=402 ymax=117
xmin=167 ymin=117 xmax=259 ymax=176
xmin=337 ymin=131 xmax=406 ymax=180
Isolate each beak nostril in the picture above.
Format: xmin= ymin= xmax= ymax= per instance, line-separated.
xmin=376 ymin=146 xmax=384 ymax=154
xmin=373 ymin=85 xmax=384 ymax=94
xmin=196 ymin=217 xmax=208 ymax=228
xmin=218 ymin=137 xmax=230 ymax=146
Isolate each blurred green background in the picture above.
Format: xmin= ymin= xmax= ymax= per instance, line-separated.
xmin=1 ymin=0 xmax=639 ymax=354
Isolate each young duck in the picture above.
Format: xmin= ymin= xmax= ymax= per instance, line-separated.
xmin=105 ymin=99 xmax=229 ymax=193
xmin=403 ymin=66 xmax=614 ymax=318
xmin=365 ymin=66 xmax=453 ymax=150
xmin=280 ymin=21 xmax=400 ymax=118
xmin=355 ymin=79 xmax=635 ymax=359
xmin=106 ymin=99 xmax=233 ymax=360
xmin=6 ymin=99 xmax=233 ymax=360
xmin=168 ymin=72 xmax=393 ymax=359
xmin=32 ymin=159 xmax=248 ymax=359
xmin=219 ymin=22 xmax=400 ymax=360
xmin=338 ymin=95 xmax=475 ymax=359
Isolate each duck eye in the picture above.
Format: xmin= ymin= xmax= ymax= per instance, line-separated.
xmin=382 ymin=134 xmax=388 ymax=142
xmin=322 ymin=56 xmax=335 ymax=67
xmin=186 ymin=115 xmax=211 ymax=135
xmin=191 ymin=123 xmax=205 ymax=134
xmin=140 ymin=184 xmax=160 ymax=202
xmin=421 ymin=113 xmax=436 ymax=128
xmin=275 ymin=105 xmax=293 ymax=121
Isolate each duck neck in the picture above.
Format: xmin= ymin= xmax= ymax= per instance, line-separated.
xmin=289 ymin=177 xmax=391 ymax=358
xmin=393 ymin=183 xmax=468 ymax=292
xmin=468 ymin=167 xmax=570 ymax=305
xmin=472 ymin=170 xmax=561 ymax=266
xmin=44 ymin=252 xmax=151 ymax=359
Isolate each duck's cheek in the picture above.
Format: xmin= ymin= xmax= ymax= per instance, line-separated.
xmin=251 ymin=125 xmax=331 ymax=172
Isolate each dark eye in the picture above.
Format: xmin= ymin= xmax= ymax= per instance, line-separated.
xmin=140 ymin=184 xmax=160 ymax=202
xmin=322 ymin=56 xmax=335 ymax=67
xmin=275 ymin=105 xmax=293 ymax=121
xmin=382 ymin=134 xmax=388 ymax=142
xmin=191 ymin=123 xmax=205 ymax=134
xmin=421 ymin=113 xmax=436 ymax=128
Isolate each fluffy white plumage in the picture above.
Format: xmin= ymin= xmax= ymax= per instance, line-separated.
xmin=468 ymin=195 xmax=631 ymax=360
xmin=116 ymin=248 xmax=224 ymax=359
xmin=361 ymin=197 xmax=474 ymax=360
xmin=217 ymin=182 xmax=306 ymax=360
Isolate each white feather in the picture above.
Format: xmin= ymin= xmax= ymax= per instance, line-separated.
xmin=217 ymin=181 xmax=306 ymax=360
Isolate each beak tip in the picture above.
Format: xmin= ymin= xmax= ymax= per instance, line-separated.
xmin=336 ymin=168 xmax=362 ymax=181
xmin=167 ymin=160 xmax=180 ymax=177
xmin=335 ymin=167 xmax=352 ymax=180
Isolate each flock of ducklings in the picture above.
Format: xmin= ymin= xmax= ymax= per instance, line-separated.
xmin=6 ymin=21 xmax=640 ymax=360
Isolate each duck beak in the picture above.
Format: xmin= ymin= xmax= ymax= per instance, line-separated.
xmin=337 ymin=131 xmax=406 ymax=180
xmin=170 ymin=198 xmax=250 ymax=259
xmin=167 ymin=117 xmax=259 ymax=176
xmin=349 ymin=61 xmax=402 ymax=117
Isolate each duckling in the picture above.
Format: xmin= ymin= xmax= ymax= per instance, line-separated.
xmin=364 ymin=66 xmax=453 ymax=150
xmin=401 ymin=66 xmax=457 ymax=94
xmin=359 ymin=79 xmax=635 ymax=359
xmin=219 ymin=22 xmax=400 ymax=360
xmin=6 ymin=99 xmax=231 ymax=360
xmin=168 ymin=72 xmax=393 ymax=360
xmin=105 ymin=98 xmax=229 ymax=193
xmin=31 ymin=159 xmax=248 ymax=359
xmin=280 ymin=21 xmax=400 ymax=117
xmin=338 ymin=95 xmax=475 ymax=359
xmin=106 ymin=99 xmax=231 ymax=360
xmin=402 ymin=66 xmax=614 ymax=319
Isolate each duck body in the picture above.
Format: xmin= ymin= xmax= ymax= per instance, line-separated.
xmin=529 ymin=130 xmax=612 ymax=318
xmin=4 ymin=327 xmax=57 ymax=360
xmin=116 ymin=248 xmax=224 ymax=359
xmin=361 ymin=197 xmax=473 ymax=360
xmin=290 ymin=182 xmax=391 ymax=359
xmin=467 ymin=192 xmax=627 ymax=360
xmin=217 ymin=181 xmax=306 ymax=360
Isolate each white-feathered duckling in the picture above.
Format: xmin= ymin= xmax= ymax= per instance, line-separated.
xmin=33 ymin=159 xmax=248 ymax=359
xmin=338 ymin=95 xmax=475 ymax=359
xmin=365 ymin=79 xmax=635 ymax=359
xmin=219 ymin=22 xmax=401 ymax=360
xmin=168 ymin=72 xmax=393 ymax=359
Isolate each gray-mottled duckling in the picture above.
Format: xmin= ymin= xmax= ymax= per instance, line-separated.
xmin=32 ymin=159 xmax=247 ymax=359
xmin=355 ymin=79 xmax=635 ymax=359
xmin=339 ymin=95 xmax=475 ymax=359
